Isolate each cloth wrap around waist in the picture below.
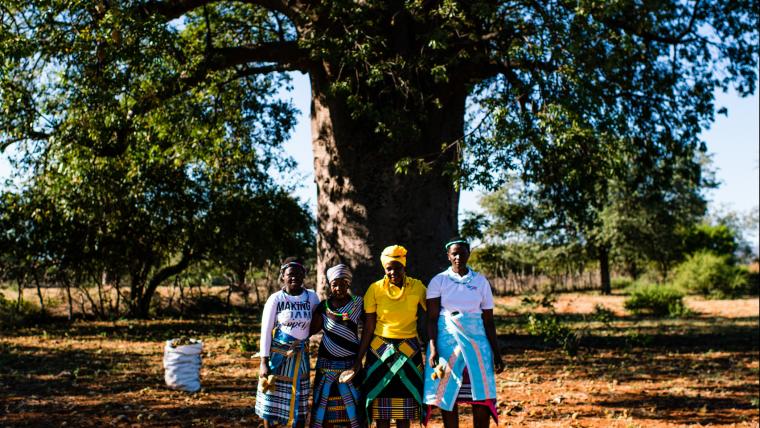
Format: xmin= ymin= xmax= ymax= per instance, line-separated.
xmin=255 ymin=330 xmax=310 ymax=428
xmin=423 ymin=311 xmax=497 ymax=412
xmin=312 ymin=359 xmax=362 ymax=428
xmin=363 ymin=336 xmax=425 ymax=424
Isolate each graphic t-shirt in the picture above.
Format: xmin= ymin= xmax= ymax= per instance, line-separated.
xmin=259 ymin=288 xmax=320 ymax=357
xmin=427 ymin=267 xmax=494 ymax=314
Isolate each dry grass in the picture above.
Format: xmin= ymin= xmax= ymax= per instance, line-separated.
xmin=1 ymin=293 xmax=758 ymax=427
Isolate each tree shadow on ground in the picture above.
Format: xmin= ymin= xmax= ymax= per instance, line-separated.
xmin=0 ymin=313 xmax=263 ymax=343
xmin=595 ymin=391 xmax=758 ymax=426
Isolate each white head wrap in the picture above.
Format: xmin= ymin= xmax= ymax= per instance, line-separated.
xmin=326 ymin=264 xmax=352 ymax=283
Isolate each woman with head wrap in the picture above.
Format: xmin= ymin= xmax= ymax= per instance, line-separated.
xmin=423 ymin=237 xmax=505 ymax=428
xmin=353 ymin=245 xmax=427 ymax=428
xmin=309 ymin=264 xmax=365 ymax=428
xmin=256 ymin=257 xmax=321 ymax=428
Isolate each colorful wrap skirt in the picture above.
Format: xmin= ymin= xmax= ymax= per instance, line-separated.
xmin=311 ymin=359 xmax=363 ymax=428
xmin=363 ymin=336 xmax=425 ymax=423
xmin=423 ymin=311 xmax=498 ymax=423
xmin=255 ymin=331 xmax=310 ymax=427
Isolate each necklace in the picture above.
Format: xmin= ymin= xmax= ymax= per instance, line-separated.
xmin=325 ymin=295 xmax=357 ymax=321
xmin=384 ymin=277 xmax=408 ymax=300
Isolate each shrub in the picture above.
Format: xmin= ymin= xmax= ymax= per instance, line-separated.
xmin=624 ymin=283 xmax=687 ymax=317
xmin=0 ymin=294 xmax=40 ymax=328
xmin=672 ymin=251 xmax=749 ymax=298
xmin=611 ymin=277 xmax=636 ymax=290
xmin=591 ymin=304 xmax=615 ymax=325
xmin=237 ymin=335 xmax=257 ymax=352
xmin=526 ymin=314 xmax=579 ymax=356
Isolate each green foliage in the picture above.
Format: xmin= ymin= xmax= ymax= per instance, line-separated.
xmin=526 ymin=313 xmax=579 ymax=356
xmin=624 ymin=283 xmax=688 ymax=317
xmin=237 ymin=335 xmax=258 ymax=353
xmin=0 ymin=293 xmax=39 ymax=328
xmin=682 ymin=223 xmax=740 ymax=262
xmin=611 ymin=277 xmax=636 ymax=290
xmin=0 ymin=1 xmax=315 ymax=318
xmin=470 ymin=241 xmax=589 ymax=286
xmin=0 ymin=0 xmax=756 ymax=295
xmin=591 ymin=304 xmax=615 ymax=326
xmin=672 ymin=251 xmax=753 ymax=298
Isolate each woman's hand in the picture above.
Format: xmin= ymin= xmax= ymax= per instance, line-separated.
xmin=259 ymin=358 xmax=270 ymax=377
xmin=428 ymin=343 xmax=439 ymax=368
xmin=352 ymin=358 xmax=363 ymax=375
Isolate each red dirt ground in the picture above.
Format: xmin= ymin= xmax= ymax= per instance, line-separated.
xmin=1 ymin=293 xmax=758 ymax=427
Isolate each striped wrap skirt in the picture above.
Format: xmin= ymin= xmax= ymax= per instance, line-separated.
xmin=255 ymin=332 xmax=310 ymax=427
xmin=363 ymin=336 xmax=425 ymax=423
xmin=311 ymin=358 xmax=363 ymax=428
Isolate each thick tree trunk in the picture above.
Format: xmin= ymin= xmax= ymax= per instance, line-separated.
xmin=599 ymin=246 xmax=611 ymax=295
xmin=310 ymin=71 xmax=464 ymax=295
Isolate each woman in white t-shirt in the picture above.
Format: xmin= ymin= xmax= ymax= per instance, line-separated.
xmin=255 ymin=257 xmax=321 ymax=428
xmin=424 ymin=238 xmax=505 ymax=428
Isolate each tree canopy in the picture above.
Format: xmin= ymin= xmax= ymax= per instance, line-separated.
xmin=1 ymin=1 xmax=757 ymax=291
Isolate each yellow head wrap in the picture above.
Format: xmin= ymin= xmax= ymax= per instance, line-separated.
xmin=380 ymin=245 xmax=407 ymax=267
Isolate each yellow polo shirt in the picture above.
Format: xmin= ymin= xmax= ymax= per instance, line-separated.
xmin=363 ymin=277 xmax=427 ymax=339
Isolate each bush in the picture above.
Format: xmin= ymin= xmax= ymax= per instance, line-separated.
xmin=237 ymin=335 xmax=257 ymax=352
xmin=0 ymin=294 xmax=40 ymax=328
xmin=591 ymin=304 xmax=615 ymax=325
xmin=672 ymin=251 xmax=749 ymax=298
xmin=624 ymin=283 xmax=688 ymax=317
xmin=611 ymin=277 xmax=636 ymax=290
xmin=526 ymin=314 xmax=579 ymax=356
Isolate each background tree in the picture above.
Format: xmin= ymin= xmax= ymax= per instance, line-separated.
xmin=205 ymin=189 xmax=314 ymax=306
xmin=1 ymin=1 xmax=756 ymax=291
xmin=475 ymin=126 xmax=708 ymax=293
xmin=0 ymin=32 xmax=311 ymax=317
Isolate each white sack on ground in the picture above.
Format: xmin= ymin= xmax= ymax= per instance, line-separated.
xmin=163 ymin=339 xmax=203 ymax=392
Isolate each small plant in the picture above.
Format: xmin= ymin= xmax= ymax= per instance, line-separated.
xmin=624 ymin=283 xmax=688 ymax=317
xmin=237 ymin=335 xmax=257 ymax=352
xmin=521 ymin=293 xmax=556 ymax=309
xmin=625 ymin=331 xmax=654 ymax=348
xmin=591 ymin=304 xmax=615 ymax=326
xmin=526 ymin=314 xmax=579 ymax=356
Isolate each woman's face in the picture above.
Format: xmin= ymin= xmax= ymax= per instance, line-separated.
xmin=384 ymin=261 xmax=406 ymax=286
xmin=447 ymin=243 xmax=470 ymax=272
xmin=282 ymin=266 xmax=305 ymax=291
xmin=329 ymin=278 xmax=351 ymax=299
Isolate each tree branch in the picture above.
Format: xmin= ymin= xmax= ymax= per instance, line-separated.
xmin=462 ymin=58 xmax=557 ymax=82
xmin=140 ymin=0 xmax=300 ymax=22
xmin=133 ymin=41 xmax=308 ymax=116
xmin=597 ymin=1 xmax=701 ymax=45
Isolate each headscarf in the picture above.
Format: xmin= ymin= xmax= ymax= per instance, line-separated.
xmin=380 ymin=245 xmax=407 ymax=267
xmin=326 ymin=264 xmax=352 ymax=283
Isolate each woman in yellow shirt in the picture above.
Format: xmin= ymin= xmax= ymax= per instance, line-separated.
xmin=353 ymin=245 xmax=426 ymax=428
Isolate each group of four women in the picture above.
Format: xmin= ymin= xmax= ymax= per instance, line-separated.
xmin=255 ymin=238 xmax=504 ymax=428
